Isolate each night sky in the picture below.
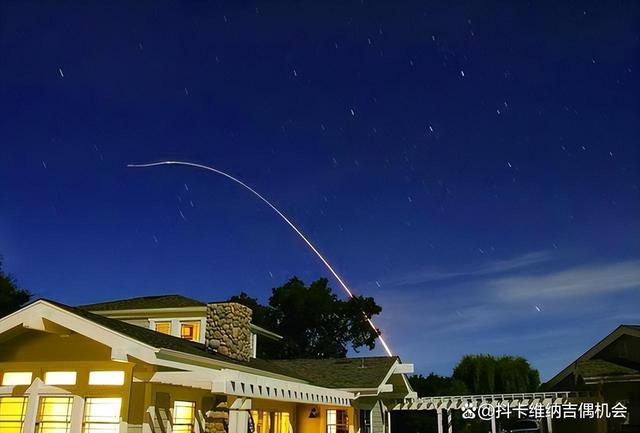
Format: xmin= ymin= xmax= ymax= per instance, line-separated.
xmin=1 ymin=1 xmax=639 ymax=380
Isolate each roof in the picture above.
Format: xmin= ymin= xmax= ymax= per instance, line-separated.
xmin=78 ymin=294 xmax=205 ymax=311
xmin=271 ymin=356 xmax=399 ymax=389
xmin=42 ymin=300 xmax=303 ymax=381
xmin=576 ymin=359 xmax=639 ymax=378
xmin=546 ymin=324 xmax=640 ymax=389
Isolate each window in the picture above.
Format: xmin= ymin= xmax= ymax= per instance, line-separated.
xmin=36 ymin=396 xmax=73 ymax=433
xmin=155 ymin=321 xmax=171 ymax=335
xmin=180 ymin=321 xmax=200 ymax=342
xmin=44 ymin=372 xmax=77 ymax=385
xmin=1 ymin=372 xmax=32 ymax=386
xmin=274 ymin=412 xmax=291 ymax=433
xmin=359 ymin=410 xmax=371 ymax=433
xmin=250 ymin=411 xmax=290 ymax=433
xmin=173 ymin=401 xmax=195 ymax=433
xmin=88 ymin=371 xmax=125 ymax=386
xmin=0 ymin=397 xmax=28 ymax=433
xmin=327 ymin=409 xmax=348 ymax=433
xmin=83 ymin=398 xmax=121 ymax=433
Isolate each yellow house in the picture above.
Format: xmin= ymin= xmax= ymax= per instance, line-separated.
xmin=0 ymin=296 xmax=415 ymax=433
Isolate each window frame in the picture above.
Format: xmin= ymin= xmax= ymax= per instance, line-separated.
xmin=0 ymin=396 xmax=28 ymax=433
xmin=82 ymin=397 xmax=122 ymax=433
xmin=179 ymin=321 xmax=201 ymax=342
xmin=88 ymin=371 xmax=126 ymax=386
xmin=154 ymin=321 xmax=172 ymax=335
xmin=327 ymin=409 xmax=349 ymax=433
xmin=1 ymin=371 xmax=33 ymax=386
xmin=36 ymin=396 xmax=74 ymax=433
xmin=172 ymin=400 xmax=196 ymax=433
xmin=359 ymin=409 xmax=372 ymax=433
xmin=44 ymin=371 xmax=77 ymax=385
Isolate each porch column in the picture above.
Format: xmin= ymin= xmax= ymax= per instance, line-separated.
xmin=71 ymin=396 xmax=84 ymax=432
xmin=447 ymin=409 xmax=453 ymax=433
xmin=546 ymin=415 xmax=553 ymax=433
xmin=22 ymin=394 xmax=39 ymax=433
xmin=436 ymin=408 xmax=444 ymax=433
xmin=228 ymin=398 xmax=251 ymax=433
xmin=386 ymin=409 xmax=392 ymax=433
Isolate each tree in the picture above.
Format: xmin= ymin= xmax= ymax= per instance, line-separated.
xmin=0 ymin=258 xmax=32 ymax=318
xmin=453 ymin=354 xmax=540 ymax=394
xmin=409 ymin=373 xmax=469 ymax=397
xmin=229 ymin=277 xmax=382 ymax=359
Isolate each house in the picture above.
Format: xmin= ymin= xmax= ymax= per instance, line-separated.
xmin=546 ymin=325 xmax=640 ymax=433
xmin=0 ymin=295 xmax=415 ymax=433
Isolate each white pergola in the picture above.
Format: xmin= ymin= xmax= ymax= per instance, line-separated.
xmin=393 ymin=391 xmax=582 ymax=433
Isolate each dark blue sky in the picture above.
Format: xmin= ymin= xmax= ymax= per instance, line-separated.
xmin=1 ymin=1 xmax=639 ymax=380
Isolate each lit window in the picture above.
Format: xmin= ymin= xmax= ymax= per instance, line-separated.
xmin=88 ymin=371 xmax=125 ymax=386
xmin=36 ymin=396 xmax=73 ymax=433
xmin=1 ymin=372 xmax=32 ymax=386
xmin=327 ymin=409 xmax=348 ymax=433
xmin=44 ymin=371 xmax=77 ymax=385
xmin=274 ymin=412 xmax=291 ymax=433
xmin=180 ymin=321 xmax=200 ymax=342
xmin=250 ymin=411 xmax=290 ymax=433
xmin=173 ymin=401 xmax=195 ymax=433
xmin=155 ymin=321 xmax=171 ymax=335
xmin=0 ymin=397 xmax=28 ymax=433
xmin=83 ymin=398 xmax=121 ymax=433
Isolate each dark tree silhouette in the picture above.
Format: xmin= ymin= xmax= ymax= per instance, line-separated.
xmin=0 ymin=258 xmax=32 ymax=318
xmin=230 ymin=277 xmax=382 ymax=359
xmin=453 ymin=354 xmax=540 ymax=394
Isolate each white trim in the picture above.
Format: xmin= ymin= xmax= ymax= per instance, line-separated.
xmin=546 ymin=325 xmax=640 ymax=389
xmin=0 ymin=300 xmax=356 ymax=408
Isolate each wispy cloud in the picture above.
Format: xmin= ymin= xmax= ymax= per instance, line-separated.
xmin=363 ymin=254 xmax=640 ymax=379
xmin=375 ymin=251 xmax=551 ymax=288
xmin=493 ymin=260 xmax=640 ymax=301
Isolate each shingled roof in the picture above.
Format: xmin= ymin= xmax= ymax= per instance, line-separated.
xmin=271 ymin=356 xmax=399 ymax=389
xmin=78 ymin=294 xmax=205 ymax=311
xmin=43 ymin=300 xmax=303 ymax=381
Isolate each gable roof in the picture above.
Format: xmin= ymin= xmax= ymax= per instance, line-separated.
xmin=575 ymin=359 xmax=639 ymax=378
xmin=270 ymin=356 xmax=399 ymax=389
xmin=78 ymin=294 xmax=205 ymax=311
xmin=546 ymin=324 xmax=640 ymax=389
xmin=23 ymin=299 xmax=304 ymax=381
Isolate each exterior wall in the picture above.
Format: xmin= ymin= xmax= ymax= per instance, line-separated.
xmin=296 ymin=403 xmax=355 ymax=433
xmin=0 ymin=330 xmax=135 ymax=431
xmin=354 ymin=398 xmax=388 ymax=433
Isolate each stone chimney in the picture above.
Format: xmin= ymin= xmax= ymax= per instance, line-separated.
xmin=205 ymin=302 xmax=253 ymax=362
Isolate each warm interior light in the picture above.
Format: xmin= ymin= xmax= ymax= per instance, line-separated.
xmin=173 ymin=401 xmax=195 ymax=433
xmin=38 ymin=397 xmax=73 ymax=432
xmin=44 ymin=371 xmax=77 ymax=385
xmin=0 ymin=397 xmax=28 ymax=433
xmin=180 ymin=321 xmax=200 ymax=341
xmin=83 ymin=398 xmax=121 ymax=433
xmin=1 ymin=372 xmax=32 ymax=386
xmin=155 ymin=321 xmax=171 ymax=335
xmin=88 ymin=371 xmax=125 ymax=386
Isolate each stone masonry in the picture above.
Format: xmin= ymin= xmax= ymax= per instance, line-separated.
xmin=205 ymin=302 xmax=253 ymax=362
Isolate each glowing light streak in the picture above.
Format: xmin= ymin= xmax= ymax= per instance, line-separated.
xmin=128 ymin=160 xmax=393 ymax=356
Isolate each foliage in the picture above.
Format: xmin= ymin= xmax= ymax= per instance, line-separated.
xmin=409 ymin=373 xmax=469 ymax=397
xmin=453 ymin=354 xmax=540 ymax=394
xmin=229 ymin=277 xmax=382 ymax=359
xmin=0 ymin=258 xmax=32 ymax=318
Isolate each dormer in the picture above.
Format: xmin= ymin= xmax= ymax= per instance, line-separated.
xmin=78 ymin=294 xmax=282 ymax=360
